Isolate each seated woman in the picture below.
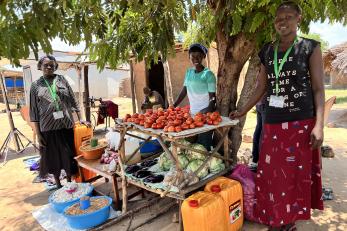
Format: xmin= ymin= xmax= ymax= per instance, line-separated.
xmin=141 ymin=87 xmax=165 ymax=111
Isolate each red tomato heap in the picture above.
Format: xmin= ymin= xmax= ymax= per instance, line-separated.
xmin=122 ymin=107 xmax=222 ymax=132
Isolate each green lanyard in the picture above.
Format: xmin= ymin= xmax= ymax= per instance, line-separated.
xmin=43 ymin=77 xmax=60 ymax=111
xmin=273 ymin=37 xmax=298 ymax=96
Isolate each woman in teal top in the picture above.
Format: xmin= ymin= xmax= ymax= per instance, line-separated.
xmin=174 ymin=43 xmax=216 ymax=150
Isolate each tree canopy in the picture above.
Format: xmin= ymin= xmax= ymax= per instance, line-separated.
xmin=1 ymin=0 xmax=347 ymax=159
xmin=0 ymin=0 xmax=346 ymax=67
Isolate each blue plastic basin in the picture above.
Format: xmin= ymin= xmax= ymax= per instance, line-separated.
xmin=140 ymin=139 xmax=162 ymax=154
xmin=48 ymin=183 xmax=94 ymax=213
xmin=63 ymin=196 xmax=112 ymax=230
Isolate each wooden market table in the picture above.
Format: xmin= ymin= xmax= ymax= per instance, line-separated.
xmin=114 ymin=117 xmax=239 ymax=229
xmin=74 ymin=155 xmax=144 ymax=209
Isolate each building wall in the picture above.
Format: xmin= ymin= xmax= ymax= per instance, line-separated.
xmin=20 ymin=59 xmax=130 ymax=101
xmin=132 ymin=48 xmax=221 ymax=110
xmin=331 ymin=71 xmax=347 ymax=89
xmin=133 ymin=60 xmax=147 ymax=111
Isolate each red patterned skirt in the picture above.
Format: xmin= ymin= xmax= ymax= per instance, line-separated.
xmin=254 ymin=118 xmax=323 ymax=227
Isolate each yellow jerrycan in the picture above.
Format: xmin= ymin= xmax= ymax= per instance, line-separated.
xmin=73 ymin=123 xmax=95 ymax=182
xmin=181 ymin=191 xmax=229 ymax=231
xmin=205 ymin=177 xmax=243 ymax=231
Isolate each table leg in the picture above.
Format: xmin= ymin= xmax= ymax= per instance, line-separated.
xmin=223 ymin=127 xmax=230 ymax=167
xmin=112 ymin=174 xmax=120 ymax=209
xmin=178 ymin=200 xmax=183 ymax=231
xmin=78 ymin=165 xmax=86 ymax=182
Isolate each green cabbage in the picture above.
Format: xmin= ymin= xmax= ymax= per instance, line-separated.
xmin=208 ymin=156 xmax=225 ymax=173
xmin=186 ymin=143 xmax=207 ymax=161
xmin=169 ymin=139 xmax=191 ymax=155
xmin=186 ymin=159 xmax=209 ymax=179
xmin=159 ymin=153 xmax=172 ymax=171
xmin=159 ymin=153 xmax=189 ymax=171
xmin=178 ymin=155 xmax=189 ymax=169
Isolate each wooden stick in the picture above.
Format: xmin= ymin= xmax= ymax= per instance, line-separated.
xmin=170 ymin=141 xmax=233 ymax=163
xmin=180 ymin=128 xmax=230 ymax=189
xmin=117 ymin=147 xmax=128 ymax=213
xmin=91 ymin=196 xmax=164 ymax=231
xmin=125 ymin=136 xmax=152 ymax=164
xmin=128 ymin=201 xmax=176 ymax=231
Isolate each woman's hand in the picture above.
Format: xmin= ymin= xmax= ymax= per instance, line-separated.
xmin=79 ymin=120 xmax=91 ymax=127
xmin=37 ymin=133 xmax=46 ymax=147
xmin=229 ymin=110 xmax=245 ymax=120
xmin=310 ymin=125 xmax=323 ymax=150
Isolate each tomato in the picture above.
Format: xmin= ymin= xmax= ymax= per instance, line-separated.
xmin=212 ymin=111 xmax=220 ymax=117
xmin=146 ymin=109 xmax=153 ymax=114
xmin=181 ymin=123 xmax=189 ymax=130
xmin=213 ymin=120 xmax=219 ymax=125
xmin=217 ymin=117 xmax=222 ymax=122
xmin=157 ymin=122 xmax=165 ymax=129
xmin=151 ymin=123 xmax=158 ymax=129
xmin=126 ymin=118 xmax=132 ymax=122
xmin=134 ymin=118 xmax=140 ymax=124
xmin=173 ymin=119 xmax=182 ymax=126
xmin=145 ymin=118 xmax=154 ymax=124
xmin=158 ymin=110 xmax=164 ymax=116
xmin=168 ymin=126 xmax=175 ymax=132
xmin=175 ymin=126 xmax=182 ymax=133
xmin=132 ymin=113 xmax=139 ymax=118
xmin=174 ymin=107 xmax=181 ymax=111
xmin=189 ymin=123 xmax=196 ymax=129
xmin=140 ymin=120 xmax=145 ymax=126
xmin=151 ymin=114 xmax=158 ymax=120
xmin=183 ymin=113 xmax=190 ymax=119
xmin=163 ymin=126 xmax=169 ymax=132
xmin=195 ymin=121 xmax=204 ymax=127
xmin=207 ymin=120 xmax=213 ymax=125
xmin=206 ymin=112 xmax=211 ymax=117
xmin=168 ymin=121 xmax=175 ymax=127
xmin=144 ymin=122 xmax=152 ymax=128
xmin=210 ymin=114 xmax=218 ymax=121
xmin=125 ymin=114 xmax=131 ymax=119
xmin=176 ymin=114 xmax=183 ymax=120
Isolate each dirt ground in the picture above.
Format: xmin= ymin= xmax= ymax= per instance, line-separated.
xmin=0 ymin=97 xmax=346 ymax=231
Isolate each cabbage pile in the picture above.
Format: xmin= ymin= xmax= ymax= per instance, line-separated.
xmin=158 ymin=140 xmax=225 ymax=179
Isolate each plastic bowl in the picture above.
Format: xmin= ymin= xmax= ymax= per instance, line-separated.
xmin=79 ymin=141 xmax=108 ymax=160
xmin=48 ymin=184 xmax=94 ymax=213
xmin=63 ymin=196 xmax=112 ymax=230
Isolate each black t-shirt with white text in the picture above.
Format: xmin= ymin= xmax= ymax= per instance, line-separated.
xmin=258 ymin=37 xmax=319 ymax=124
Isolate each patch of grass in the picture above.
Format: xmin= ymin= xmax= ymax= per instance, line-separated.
xmin=325 ymin=89 xmax=347 ymax=104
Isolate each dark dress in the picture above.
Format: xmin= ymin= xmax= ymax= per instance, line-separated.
xmin=29 ymin=74 xmax=78 ymax=177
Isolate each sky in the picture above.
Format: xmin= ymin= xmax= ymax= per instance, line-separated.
xmin=51 ymin=20 xmax=347 ymax=52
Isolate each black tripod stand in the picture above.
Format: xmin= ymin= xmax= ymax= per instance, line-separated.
xmin=0 ymin=72 xmax=38 ymax=165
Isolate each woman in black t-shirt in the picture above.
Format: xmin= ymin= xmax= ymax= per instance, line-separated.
xmin=30 ymin=55 xmax=88 ymax=188
xmin=230 ymin=1 xmax=324 ymax=230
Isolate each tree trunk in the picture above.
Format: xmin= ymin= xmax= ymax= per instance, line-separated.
xmin=229 ymin=52 xmax=261 ymax=162
xmin=215 ymin=30 xmax=255 ymax=163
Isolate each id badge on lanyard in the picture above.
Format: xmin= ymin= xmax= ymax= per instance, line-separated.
xmin=43 ymin=77 xmax=64 ymax=120
xmin=270 ymin=37 xmax=298 ymax=108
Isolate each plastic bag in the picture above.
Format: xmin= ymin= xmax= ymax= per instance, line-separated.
xmin=229 ymin=164 xmax=257 ymax=222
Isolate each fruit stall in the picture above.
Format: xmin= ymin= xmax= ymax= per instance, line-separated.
xmin=75 ymin=106 xmax=238 ymax=230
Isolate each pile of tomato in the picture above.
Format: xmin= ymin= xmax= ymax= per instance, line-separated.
xmin=123 ymin=106 xmax=222 ymax=133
